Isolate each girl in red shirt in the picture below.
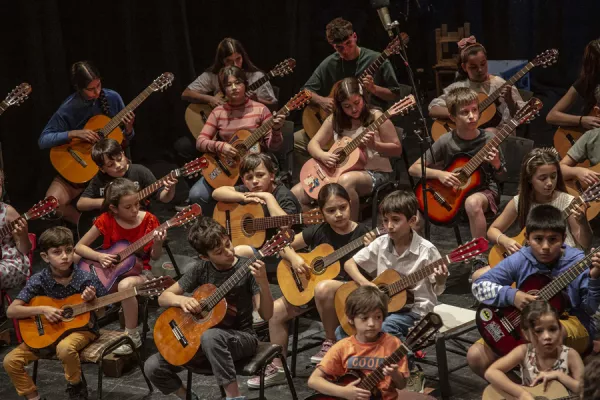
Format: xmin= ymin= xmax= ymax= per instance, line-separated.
xmin=75 ymin=178 xmax=165 ymax=355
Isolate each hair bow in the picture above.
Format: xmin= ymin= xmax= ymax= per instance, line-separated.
xmin=457 ymin=35 xmax=477 ymax=49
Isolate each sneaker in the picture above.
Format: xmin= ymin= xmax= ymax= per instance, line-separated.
xmin=112 ymin=330 xmax=142 ymax=356
xmin=66 ymin=381 xmax=88 ymax=400
xmin=247 ymin=362 xmax=286 ymax=389
xmin=406 ymin=366 xmax=426 ymax=393
xmin=310 ymin=339 xmax=334 ymax=364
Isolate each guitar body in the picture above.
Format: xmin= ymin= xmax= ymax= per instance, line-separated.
xmin=477 ymin=274 xmax=568 ymax=356
xmin=201 ymin=129 xmax=255 ymax=189
xmin=77 ymin=240 xmax=143 ymax=291
xmin=553 ymin=107 xmax=600 ymax=167
xmin=50 ymin=114 xmax=124 ymax=184
xmin=300 ymin=137 xmax=363 ymax=200
xmin=336 ymin=269 xmax=411 ymax=336
xmin=414 ymin=154 xmax=486 ymax=225
xmin=482 ymin=381 xmax=569 ymax=400
xmin=430 ymin=93 xmax=496 ymax=141
xmin=18 ymin=294 xmax=92 ymax=349
xmin=566 ymin=184 xmax=600 ymax=221
xmin=304 ymin=372 xmax=381 ymax=400
xmin=488 ymin=230 xmax=526 ymax=268
xmin=185 ymin=103 xmax=215 ymax=139
xmin=302 ymin=104 xmax=330 ymax=139
xmin=277 ymin=243 xmax=340 ymax=307
xmin=153 ymin=283 xmax=227 ymax=366
xmin=213 ymin=202 xmax=266 ymax=247
xmin=565 ymin=164 xmax=600 ymax=193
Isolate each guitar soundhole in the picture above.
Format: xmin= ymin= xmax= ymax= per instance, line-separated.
xmin=334 ymin=149 xmax=347 ymax=167
xmin=242 ymin=216 xmax=255 ymax=236
xmin=62 ymin=307 xmax=74 ymax=320
xmin=378 ymin=284 xmax=390 ymax=297
xmin=312 ymin=258 xmax=325 ymax=275
xmin=200 ymin=111 xmax=208 ymax=123
xmin=192 ymin=308 xmax=211 ymax=322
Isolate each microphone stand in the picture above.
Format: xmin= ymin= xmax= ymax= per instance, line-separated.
xmin=387 ymin=20 xmax=436 ymax=240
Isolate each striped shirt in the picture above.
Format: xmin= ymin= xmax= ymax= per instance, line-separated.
xmin=195 ymin=98 xmax=282 ymax=153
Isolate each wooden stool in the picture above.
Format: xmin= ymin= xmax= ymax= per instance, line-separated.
xmin=432 ymin=23 xmax=471 ymax=95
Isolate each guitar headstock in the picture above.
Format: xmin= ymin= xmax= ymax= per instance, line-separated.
xmin=136 ymin=276 xmax=174 ymax=298
xmin=270 ymin=58 xmax=296 ymax=78
xmin=259 ymin=228 xmax=295 ymax=257
xmin=4 ymin=83 xmax=32 ymax=107
xmin=387 ymin=94 xmax=416 ymax=118
xmin=285 ymin=90 xmax=312 ymax=112
xmin=448 ymin=237 xmax=489 ymax=263
xmin=405 ymin=312 xmax=443 ymax=349
xmin=150 ymin=72 xmax=175 ymax=92
xmin=383 ymin=35 xmax=403 ymax=56
xmin=180 ymin=156 xmax=209 ymax=178
xmin=532 ymin=49 xmax=559 ymax=68
xmin=514 ymin=98 xmax=543 ymax=125
xmin=301 ymin=208 xmax=324 ymax=224
xmin=24 ymin=196 xmax=59 ymax=221
xmin=582 ymin=181 xmax=600 ymax=203
xmin=168 ymin=204 xmax=202 ymax=228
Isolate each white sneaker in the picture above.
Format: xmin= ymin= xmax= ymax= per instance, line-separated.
xmin=112 ymin=330 xmax=142 ymax=356
xmin=247 ymin=362 xmax=286 ymax=389
xmin=310 ymin=339 xmax=334 ymax=364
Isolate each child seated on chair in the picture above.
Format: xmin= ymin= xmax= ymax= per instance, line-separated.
xmin=469 ymin=204 xmax=600 ymax=378
xmin=144 ymin=216 xmax=274 ymax=400
xmin=3 ymin=227 xmax=107 ymax=400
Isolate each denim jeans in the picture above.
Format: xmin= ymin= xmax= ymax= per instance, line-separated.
xmin=189 ymin=177 xmax=216 ymax=217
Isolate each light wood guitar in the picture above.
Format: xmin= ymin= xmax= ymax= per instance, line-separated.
xmin=19 ymin=277 xmax=171 ymax=349
xmin=201 ymin=90 xmax=311 ymax=189
xmin=488 ymin=181 xmax=600 ymax=267
xmin=185 ymin=58 xmax=296 ymax=138
xmin=0 ymin=196 xmax=58 ymax=240
xmin=0 ymin=83 xmax=31 ymax=116
xmin=302 ymin=34 xmax=408 ymax=139
xmin=481 ymin=381 xmax=573 ymax=400
xmin=154 ymin=228 xmax=294 ymax=366
xmin=553 ymin=105 xmax=600 ymax=168
xmin=213 ymin=203 xmax=323 ymax=247
xmin=278 ymin=227 xmax=386 ymax=307
xmin=300 ymin=95 xmax=415 ymax=200
xmin=335 ymin=238 xmax=488 ymax=335
xmin=431 ymin=49 xmax=558 ymax=141
xmin=50 ymin=73 xmax=174 ymax=184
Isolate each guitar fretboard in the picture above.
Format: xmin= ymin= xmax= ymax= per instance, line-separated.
xmin=203 ymin=255 xmax=261 ymax=310
xmin=0 ymin=101 xmax=8 ymax=115
xmin=247 ymin=71 xmax=273 ymax=92
xmin=247 ymin=214 xmax=303 ymax=231
xmin=137 ymin=170 xmax=180 ymax=201
xmin=359 ymin=342 xmax=410 ymax=391
xmin=114 ymin=219 xmax=173 ymax=261
xmin=387 ymin=256 xmax=450 ymax=296
xmin=338 ymin=111 xmax=392 ymax=162
xmin=0 ymin=212 xmax=31 ymax=240
xmin=359 ymin=48 xmax=393 ymax=81
xmin=321 ymin=228 xmax=382 ymax=267
xmin=538 ymin=251 xmax=595 ymax=302
xmin=479 ymin=62 xmax=534 ymax=111
xmin=240 ymin=104 xmax=290 ymax=156
xmin=68 ymin=286 xmax=139 ymax=317
xmin=98 ymin=87 xmax=155 ymax=136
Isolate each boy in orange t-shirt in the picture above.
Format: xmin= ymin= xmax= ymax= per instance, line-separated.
xmin=308 ymin=286 xmax=409 ymax=399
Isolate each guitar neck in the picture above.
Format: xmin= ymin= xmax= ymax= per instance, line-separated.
xmin=460 ymin=119 xmax=519 ymax=177
xmin=115 ymin=220 xmax=171 ymax=260
xmin=247 ymin=71 xmax=273 ymax=92
xmin=202 ymin=255 xmax=262 ymax=310
xmin=251 ymin=213 xmax=303 ymax=231
xmin=359 ymin=49 xmax=392 ymax=80
xmin=387 ymin=257 xmax=449 ymax=297
xmin=240 ymin=104 xmax=290 ymax=154
xmin=479 ymin=62 xmax=535 ymax=111
xmin=538 ymin=251 xmax=595 ymax=301
xmin=358 ymin=343 xmax=410 ymax=391
xmin=65 ymin=286 xmax=139 ymax=317
xmin=137 ymin=170 xmax=179 ymax=201
xmin=340 ymin=111 xmax=391 ymax=158
xmin=322 ymin=228 xmax=381 ymax=267
xmin=0 ymin=100 xmax=8 ymax=115
xmin=98 ymin=87 xmax=154 ymax=136
xmin=0 ymin=211 xmax=32 ymax=240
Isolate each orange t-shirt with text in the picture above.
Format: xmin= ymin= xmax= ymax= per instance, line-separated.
xmin=317 ymin=333 xmax=410 ymax=400
xmin=94 ymin=211 xmax=160 ymax=270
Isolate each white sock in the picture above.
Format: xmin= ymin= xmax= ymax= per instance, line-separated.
xmin=125 ymin=328 xmax=138 ymax=336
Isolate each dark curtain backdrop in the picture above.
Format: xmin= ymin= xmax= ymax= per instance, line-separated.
xmin=0 ymin=0 xmax=598 ymax=210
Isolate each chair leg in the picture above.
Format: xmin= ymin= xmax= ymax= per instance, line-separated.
xmin=219 ymin=385 xmax=226 ymax=399
xmin=278 ymin=353 xmax=298 ymax=400
xmin=132 ymin=345 xmax=153 ymax=393
xmin=259 ymin=361 xmax=267 ymax=400
xmin=164 ymin=243 xmax=182 ymax=279
xmin=402 ymin=146 xmax=415 ymax=188
xmin=291 ymin=316 xmax=299 ymax=377
xmin=32 ymin=360 xmax=38 ymax=383
xmin=97 ymin=359 xmax=103 ymax=400
xmin=453 ymin=224 xmax=463 ymax=245
xmin=186 ymin=369 xmax=193 ymax=400
xmin=141 ymin=298 xmax=149 ymax=359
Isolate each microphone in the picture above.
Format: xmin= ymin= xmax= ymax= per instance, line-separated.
xmin=370 ymin=0 xmax=394 ymax=38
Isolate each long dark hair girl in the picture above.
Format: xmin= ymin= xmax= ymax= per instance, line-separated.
xmin=206 ymin=38 xmax=260 ymax=74
xmin=331 ymin=77 xmax=374 ymax=132
xmin=578 ymin=38 xmax=600 ymax=114
xmin=70 ymin=60 xmax=110 ymax=116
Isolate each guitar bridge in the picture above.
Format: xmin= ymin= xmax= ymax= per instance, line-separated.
xmin=566 ymin=133 xmax=576 ymax=146
xmin=35 ymin=315 xmax=45 ymax=336
xmin=431 ymin=190 xmax=452 ymax=211
xmin=290 ymin=268 xmax=305 ymax=292
xmin=169 ymin=320 xmax=188 ymax=347
xmin=67 ymin=147 xmax=88 ymax=168
xmin=215 ymin=157 xmax=232 ymax=177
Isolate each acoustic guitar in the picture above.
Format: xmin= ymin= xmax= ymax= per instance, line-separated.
xmin=0 ymin=83 xmax=31 ymax=116
xmin=335 ymin=238 xmax=488 ymax=335
xmin=19 ymin=276 xmax=171 ymax=349
xmin=50 ymin=73 xmax=174 ymax=184
xmin=213 ymin=203 xmax=323 ymax=247
xmin=302 ymin=34 xmax=408 ymax=139
xmin=154 ymin=227 xmax=294 ymax=366
xmin=565 ymin=163 xmax=600 ymax=221
xmin=430 ymin=49 xmax=558 ymax=141
xmin=300 ymin=95 xmax=415 ymax=199
xmin=76 ymin=156 xmax=208 ymax=241
xmin=488 ymin=181 xmax=600 ymax=268
xmin=278 ymin=227 xmax=387 ymax=307
xmin=185 ymin=58 xmax=296 ymax=138
xmin=553 ymin=105 xmax=600 ymax=167
xmin=0 ymin=196 xmax=59 ymax=240
xmin=477 ymin=249 xmax=599 ymax=356
xmin=78 ymin=204 xmax=202 ymax=291
xmin=482 ymin=381 xmax=573 ymax=400
xmin=304 ymin=312 xmax=442 ymax=400
xmin=201 ymin=90 xmax=311 ymax=189
xmin=415 ymin=98 xmax=542 ymax=225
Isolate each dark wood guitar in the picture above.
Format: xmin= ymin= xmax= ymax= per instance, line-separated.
xmin=0 ymin=197 xmax=58 ymax=240
xmin=50 ymin=73 xmax=174 ymax=184
xmin=553 ymin=105 xmax=600 ymax=168
xmin=201 ymin=90 xmax=311 ymax=189
xmin=415 ymin=98 xmax=542 ymax=225
xmin=154 ymin=228 xmax=295 ymax=366
xmin=335 ymin=238 xmax=488 ymax=335
xmin=78 ymin=204 xmax=201 ymax=291
xmin=185 ymin=58 xmax=296 ymax=138
xmin=19 ymin=277 xmax=171 ymax=349
xmin=477 ymin=249 xmax=599 ymax=356
xmin=431 ymin=49 xmax=558 ymax=141
xmin=213 ymin=203 xmax=323 ymax=247
xmin=0 ymin=83 xmax=31 ymax=116
xmin=278 ymin=227 xmax=387 ymax=307
xmin=300 ymin=95 xmax=415 ymax=199
xmin=304 ymin=312 xmax=442 ymax=400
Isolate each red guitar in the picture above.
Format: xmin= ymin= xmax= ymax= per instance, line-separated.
xmin=476 ymin=250 xmax=598 ymax=356
xmin=78 ymin=204 xmax=202 ymax=291
xmin=1 ymin=197 xmax=59 ymax=240
xmin=415 ymin=98 xmax=542 ymax=225
xmin=300 ymin=95 xmax=416 ymax=200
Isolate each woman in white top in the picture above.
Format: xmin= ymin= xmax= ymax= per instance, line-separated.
xmin=291 ymin=77 xmax=403 ymax=221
